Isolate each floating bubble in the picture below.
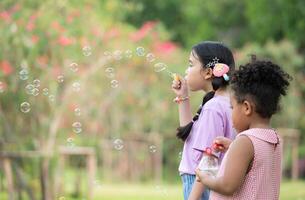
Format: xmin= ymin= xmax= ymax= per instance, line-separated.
xmin=0 ymin=82 xmax=5 ymax=93
xmin=32 ymin=88 xmax=39 ymax=96
xmin=33 ymin=79 xmax=40 ymax=88
xmin=82 ymin=46 xmax=92 ymax=57
xmin=113 ymin=50 xmax=123 ymax=60
xmin=110 ymin=80 xmax=119 ymax=88
xmin=19 ymin=68 xmax=29 ymax=80
xmin=72 ymin=122 xmax=82 ymax=134
xmin=154 ymin=63 xmax=167 ymax=72
xmin=66 ymin=137 xmax=75 ymax=148
xmin=149 ymin=145 xmax=157 ymax=153
xmin=113 ymin=139 xmax=124 ymax=150
xmin=42 ymin=88 xmax=49 ymax=96
xmin=57 ymin=75 xmax=64 ymax=83
xmin=49 ymin=95 xmax=55 ymax=102
xmin=25 ymin=84 xmax=35 ymax=95
xmin=125 ymin=50 xmax=132 ymax=58
xmin=20 ymin=102 xmax=31 ymax=113
xmin=74 ymin=108 xmax=81 ymax=116
xmin=146 ymin=53 xmax=156 ymax=62
xmin=105 ymin=68 xmax=115 ymax=78
xmin=72 ymin=82 xmax=81 ymax=92
xmin=104 ymin=51 xmax=112 ymax=60
xmin=70 ymin=63 xmax=78 ymax=72
xmin=136 ymin=47 xmax=145 ymax=56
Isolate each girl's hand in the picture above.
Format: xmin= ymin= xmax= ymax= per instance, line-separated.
xmin=213 ymin=137 xmax=232 ymax=153
xmin=171 ymin=74 xmax=189 ymax=97
xmin=195 ymin=168 xmax=210 ymax=183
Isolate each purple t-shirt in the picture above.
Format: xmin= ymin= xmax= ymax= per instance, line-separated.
xmin=179 ymin=95 xmax=235 ymax=175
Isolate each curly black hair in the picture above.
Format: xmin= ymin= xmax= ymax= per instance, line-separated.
xmin=231 ymin=60 xmax=292 ymax=118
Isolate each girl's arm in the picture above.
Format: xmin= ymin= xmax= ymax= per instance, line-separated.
xmin=172 ymin=77 xmax=193 ymax=126
xmin=195 ymin=136 xmax=254 ymax=196
xmin=188 ymin=180 xmax=206 ymax=200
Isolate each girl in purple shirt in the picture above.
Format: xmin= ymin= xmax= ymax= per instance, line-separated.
xmin=172 ymin=41 xmax=236 ymax=200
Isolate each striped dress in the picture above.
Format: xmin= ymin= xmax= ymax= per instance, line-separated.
xmin=210 ymin=128 xmax=282 ymax=200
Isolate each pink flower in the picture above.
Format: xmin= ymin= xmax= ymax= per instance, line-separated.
xmin=58 ymin=36 xmax=73 ymax=46
xmin=103 ymin=27 xmax=120 ymax=40
xmin=31 ymin=35 xmax=39 ymax=44
xmin=154 ymin=41 xmax=178 ymax=54
xmin=26 ymin=22 xmax=35 ymax=31
xmin=130 ymin=21 xmax=157 ymax=42
xmin=0 ymin=11 xmax=11 ymax=22
xmin=0 ymin=60 xmax=14 ymax=75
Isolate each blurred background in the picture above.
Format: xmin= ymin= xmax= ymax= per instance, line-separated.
xmin=0 ymin=0 xmax=305 ymax=199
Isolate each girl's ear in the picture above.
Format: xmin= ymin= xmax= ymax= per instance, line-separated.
xmin=242 ymin=100 xmax=253 ymax=116
xmin=202 ymin=68 xmax=213 ymax=80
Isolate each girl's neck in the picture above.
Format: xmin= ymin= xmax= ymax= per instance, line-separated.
xmin=214 ymin=87 xmax=230 ymax=98
xmin=249 ymin=116 xmax=271 ymax=129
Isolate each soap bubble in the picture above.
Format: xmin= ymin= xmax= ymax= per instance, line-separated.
xmin=154 ymin=63 xmax=167 ymax=72
xmin=32 ymin=88 xmax=39 ymax=96
xmin=57 ymin=75 xmax=64 ymax=83
xmin=49 ymin=95 xmax=55 ymax=102
xmin=104 ymin=51 xmax=112 ymax=60
xmin=66 ymin=137 xmax=75 ymax=148
xmin=136 ymin=47 xmax=145 ymax=56
xmin=42 ymin=88 xmax=49 ymax=96
xmin=72 ymin=122 xmax=82 ymax=134
xmin=105 ymin=68 xmax=115 ymax=78
xmin=149 ymin=145 xmax=157 ymax=153
xmin=125 ymin=50 xmax=132 ymax=58
xmin=25 ymin=84 xmax=35 ymax=95
xmin=70 ymin=63 xmax=78 ymax=72
xmin=113 ymin=50 xmax=123 ymax=60
xmin=33 ymin=79 xmax=40 ymax=88
xmin=113 ymin=139 xmax=124 ymax=150
xmin=19 ymin=68 xmax=29 ymax=80
xmin=146 ymin=53 xmax=156 ymax=62
xmin=74 ymin=108 xmax=81 ymax=116
xmin=20 ymin=102 xmax=31 ymax=113
xmin=110 ymin=80 xmax=119 ymax=88
xmin=72 ymin=82 xmax=81 ymax=92
xmin=82 ymin=46 xmax=92 ymax=57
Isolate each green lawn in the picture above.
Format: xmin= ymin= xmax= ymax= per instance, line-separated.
xmin=1 ymin=181 xmax=305 ymax=200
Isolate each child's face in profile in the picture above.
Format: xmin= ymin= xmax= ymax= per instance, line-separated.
xmin=185 ymin=51 xmax=211 ymax=92
xmin=230 ymin=93 xmax=251 ymax=133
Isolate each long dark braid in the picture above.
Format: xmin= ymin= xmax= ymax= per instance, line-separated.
xmin=176 ymin=41 xmax=235 ymax=141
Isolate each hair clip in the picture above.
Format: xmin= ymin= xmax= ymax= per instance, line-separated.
xmin=206 ymin=57 xmax=219 ymax=68
xmin=213 ymin=63 xmax=230 ymax=81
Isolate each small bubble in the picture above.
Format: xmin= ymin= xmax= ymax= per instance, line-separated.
xmin=136 ymin=47 xmax=145 ymax=56
xmin=125 ymin=50 xmax=132 ymax=58
xmin=20 ymin=102 xmax=31 ymax=113
xmin=42 ymin=88 xmax=49 ymax=96
xmin=104 ymin=51 xmax=112 ymax=60
xmin=32 ymin=88 xmax=39 ymax=96
xmin=25 ymin=84 xmax=35 ymax=95
xmin=113 ymin=50 xmax=123 ymax=60
xmin=67 ymin=137 xmax=74 ymax=143
xmin=82 ymin=46 xmax=92 ymax=57
xmin=57 ymin=75 xmax=64 ymax=83
xmin=70 ymin=63 xmax=78 ymax=72
xmin=154 ymin=63 xmax=167 ymax=72
xmin=33 ymin=79 xmax=40 ymax=88
xmin=72 ymin=82 xmax=81 ymax=92
xmin=149 ymin=145 xmax=157 ymax=153
xmin=49 ymin=95 xmax=55 ymax=102
xmin=74 ymin=108 xmax=81 ymax=116
xmin=110 ymin=80 xmax=119 ymax=88
xmin=146 ymin=53 xmax=156 ymax=62
xmin=113 ymin=139 xmax=124 ymax=150
xmin=19 ymin=68 xmax=29 ymax=80
xmin=105 ymin=68 xmax=115 ymax=78
xmin=72 ymin=122 xmax=82 ymax=134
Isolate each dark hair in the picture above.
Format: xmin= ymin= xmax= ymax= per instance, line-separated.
xmin=230 ymin=59 xmax=292 ymax=118
xmin=176 ymin=41 xmax=235 ymax=141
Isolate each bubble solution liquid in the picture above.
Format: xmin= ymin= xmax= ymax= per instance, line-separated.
xmin=198 ymin=147 xmax=219 ymax=177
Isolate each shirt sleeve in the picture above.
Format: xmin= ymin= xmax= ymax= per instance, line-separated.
xmin=192 ymin=109 xmax=224 ymax=157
